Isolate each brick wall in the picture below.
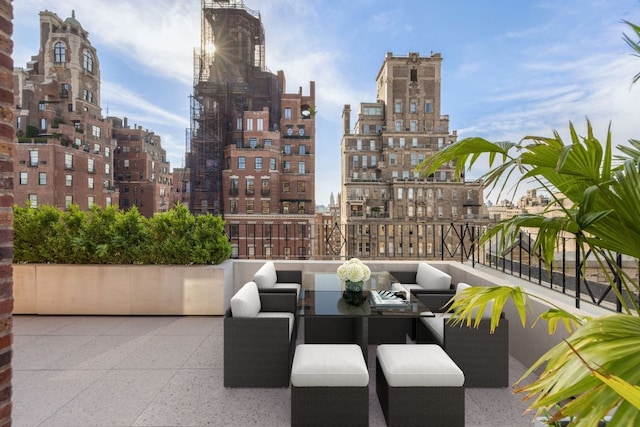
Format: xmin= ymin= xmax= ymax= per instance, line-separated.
xmin=0 ymin=0 xmax=13 ymax=425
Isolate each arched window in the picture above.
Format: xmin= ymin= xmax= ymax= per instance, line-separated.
xmin=82 ymin=49 xmax=93 ymax=73
xmin=54 ymin=42 xmax=66 ymax=63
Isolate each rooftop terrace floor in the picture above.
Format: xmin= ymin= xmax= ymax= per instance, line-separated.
xmin=12 ymin=314 xmax=535 ymax=426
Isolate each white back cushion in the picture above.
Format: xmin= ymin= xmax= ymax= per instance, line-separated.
xmin=456 ymin=282 xmax=493 ymax=318
xmin=254 ymin=261 xmax=277 ymax=289
xmin=230 ymin=281 xmax=261 ymax=317
xmin=416 ymin=262 xmax=452 ymax=290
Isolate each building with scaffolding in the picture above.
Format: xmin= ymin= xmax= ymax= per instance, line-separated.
xmin=188 ymin=0 xmax=316 ymax=259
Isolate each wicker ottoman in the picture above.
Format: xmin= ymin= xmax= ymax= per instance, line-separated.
xmin=291 ymin=344 xmax=369 ymax=427
xmin=376 ymin=344 xmax=465 ymax=427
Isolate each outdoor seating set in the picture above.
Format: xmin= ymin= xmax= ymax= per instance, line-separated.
xmin=224 ymin=261 xmax=509 ymax=426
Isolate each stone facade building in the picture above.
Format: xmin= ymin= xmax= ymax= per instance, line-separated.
xmin=190 ymin=0 xmax=315 ymax=259
xmin=110 ymin=117 xmax=172 ymax=217
xmin=13 ymin=11 xmax=118 ymax=210
xmin=340 ymin=52 xmax=488 ymax=259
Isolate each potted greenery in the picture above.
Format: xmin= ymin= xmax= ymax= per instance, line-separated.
xmin=414 ymin=21 xmax=640 ymax=426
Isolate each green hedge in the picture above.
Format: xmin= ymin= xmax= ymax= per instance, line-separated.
xmin=13 ymin=204 xmax=232 ymax=265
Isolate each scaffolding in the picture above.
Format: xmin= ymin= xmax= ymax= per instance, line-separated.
xmin=188 ymin=0 xmax=278 ymax=216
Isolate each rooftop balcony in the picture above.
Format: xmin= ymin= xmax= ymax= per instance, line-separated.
xmin=11 ymin=258 xmax=614 ymax=426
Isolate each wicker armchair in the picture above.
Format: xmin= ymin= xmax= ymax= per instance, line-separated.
xmin=254 ymin=261 xmax=302 ymax=299
xmin=416 ymin=283 xmax=509 ymax=387
xmin=224 ymin=281 xmax=298 ymax=387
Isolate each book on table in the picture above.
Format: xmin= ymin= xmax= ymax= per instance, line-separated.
xmin=370 ymin=290 xmax=409 ymax=308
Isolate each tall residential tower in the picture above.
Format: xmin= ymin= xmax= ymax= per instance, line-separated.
xmin=340 ymin=52 xmax=488 ymax=259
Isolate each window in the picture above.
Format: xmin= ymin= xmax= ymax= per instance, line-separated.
xmin=394 ymin=120 xmax=403 ymax=131
xmin=19 ymin=172 xmax=27 ymax=185
xmin=246 ymin=199 xmax=254 ymax=214
xmin=283 ymin=202 xmax=289 ymax=214
xmin=438 ymin=137 xmax=444 ymax=148
xmin=362 ymin=124 xmax=369 ymax=134
xmin=238 ymin=157 xmax=246 ymax=169
xmin=389 ymin=154 xmax=396 ymax=165
xmin=399 ymin=138 xmax=405 ymax=148
xmin=425 ymin=102 xmax=433 ymax=113
xmin=230 ymin=199 xmax=238 ymax=214
xmin=104 ymin=147 xmax=110 ymax=157
xmin=282 ymin=181 xmax=290 ymax=192
xmin=123 ymin=159 xmax=129 ymax=168
xmin=54 ymin=41 xmax=66 ymax=62
xmin=412 ymin=137 xmax=418 ymax=147
xmin=38 ymin=102 xmax=45 ymax=111
xmin=410 ymin=68 xmax=418 ymax=82
xmin=28 ymin=194 xmax=37 ymax=208
xmin=284 ymin=107 xmax=291 ymax=119
xmin=39 ymin=172 xmax=46 ymax=185
xmin=298 ymin=202 xmax=306 ymax=214
xmin=65 ymin=174 xmax=72 ymax=187
xmin=230 ymin=177 xmax=238 ymax=195
xmin=371 ymin=155 xmax=377 ymax=166
xmin=298 ymin=181 xmax=305 ymax=192
xmin=264 ymin=139 xmax=272 ymax=146
xmin=394 ymin=101 xmax=402 ymax=113
xmin=92 ymin=126 xmax=101 ymax=138
xmin=262 ymin=200 xmax=269 ymax=214
xmin=88 ymin=196 xmax=95 ymax=208
xmin=270 ymin=157 xmax=276 ymax=170
xmin=236 ymin=118 xmax=242 ymax=130
xmin=353 ymin=155 xmax=359 ymax=168
xmin=298 ymin=162 xmax=306 ymax=174
xmin=261 ymin=178 xmax=270 ymax=195
xmin=283 ymin=144 xmax=291 ymax=155
xmin=88 ymin=177 xmax=94 ymax=189
xmin=388 ymin=137 xmax=393 ymax=148
xmin=82 ymin=89 xmax=94 ymax=103
xmin=467 ymin=190 xmax=474 ymax=201
xmin=410 ymin=120 xmax=418 ymax=132
xmin=284 ymin=161 xmax=291 ymax=171
xmin=254 ymin=157 xmax=262 ymax=170
xmin=104 ymin=163 xmax=110 ymax=174
xmin=362 ymin=155 xmax=367 ymax=168
xmin=299 ymin=145 xmax=306 ymax=155
xmin=408 ymin=188 xmax=414 ymax=200
xmin=246 ymin=118 xmax=253 ymax=131
xmin=64 ymin=153 xmax=73 ymax=169
xmin=257 ymin=118 xmax=264 ymax=131
xmin=82 ymin=49 xmax=94 ymax=73
xmin=410 ymin=101 xmax=417 ymax=113
xmin=369 ymin=140 xmax=376 ymax=150
xmin=411 ymin=153 xmax=417 ymax=166
xmin=246 ymin=178 xmax=254 ymax=195
xmin=40 ymin=118 xmax=47 ymax=130
xmin=403 ymin=170 xmax=410 ymax=179
xmin=397 ymin=188 xmax=403 ymax=200
xmin=298 ymin=127 xmax=305 ymax=136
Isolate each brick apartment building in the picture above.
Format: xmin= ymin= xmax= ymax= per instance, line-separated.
xmin=13 ymin=10 xmax=172 ymax=217
xmin=340 ymin=52 xmax=489 ymax=259
xmin=13 ymin=10 xmax=118 ymax=210
xmin=110 ymin=117 xmax=172 ymax=217
xmin=189 ymin=0 xmax=315 ymax=259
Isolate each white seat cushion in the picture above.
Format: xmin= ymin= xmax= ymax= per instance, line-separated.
xmin=256 ymin=312 xmax=295 ymax=340
xmin=254 ymin=261 xmax=277 ymax=289
xmin=274 ymin=283 xmax=301 ymax=299
xmin=230 ymin=281 xmax=261 ymax=317
xmin=291 ymin=344 xmax=369 ymax=387
xmin=419 ymin=313 xmax=452 ymax=345
xmin=402 ymin=284 xmax=423 ymax=293
xmin=377 ymin=344 xmax=464 ymax=387
xmin=456 ymin=282 xmax=494 ymax=318
xmin=416 ymin=262 xmax=452 ymax=290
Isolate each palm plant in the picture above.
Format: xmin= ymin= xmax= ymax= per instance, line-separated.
xmin=414 ymin=22 xmax=640 ymax=425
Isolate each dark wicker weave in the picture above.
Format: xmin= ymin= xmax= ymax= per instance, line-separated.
xmin=376 ymin=359 xmax=465 ymax=427
xmin=368 ymin=317 xmax=409 ymax=344
xmin=275 ymin=269 xmax=302 ymax=285
xmin=291 ymin=385 xmax=369 ymax=427
xmin=304 ymin=317 xmax=368 ymax=361
xmin=223 ymin=292 xmax=298 ymax=387
xmin=417 ymin=315 xmax=509 ymax=388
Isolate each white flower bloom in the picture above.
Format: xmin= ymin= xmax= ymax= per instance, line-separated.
xmin=337 ymin=258 xmax=371 ymax=282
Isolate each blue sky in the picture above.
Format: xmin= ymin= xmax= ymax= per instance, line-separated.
xmin=13 ymin=0 xmax=640 ymax=206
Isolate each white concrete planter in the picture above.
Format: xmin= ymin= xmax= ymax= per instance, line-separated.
xmin=12 ymin=260 xmax=234 ymax=315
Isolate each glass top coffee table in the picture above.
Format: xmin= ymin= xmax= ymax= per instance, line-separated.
xmin=298 ymin=272 xmax=434 ymax=361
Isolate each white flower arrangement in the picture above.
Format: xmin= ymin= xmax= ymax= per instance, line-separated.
xmin=337 ymin=258 xmax=371 ymax=283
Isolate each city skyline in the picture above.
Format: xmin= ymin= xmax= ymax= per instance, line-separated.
xmin=13 ymin=0 xmax=640 ymax=206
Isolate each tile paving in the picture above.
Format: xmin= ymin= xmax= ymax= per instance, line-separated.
xmin=12 ymin=315 xmax=536 ymax=426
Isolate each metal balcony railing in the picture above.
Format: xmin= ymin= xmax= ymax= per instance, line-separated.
xmin=223 ymin=221 xmax=638 ymax=313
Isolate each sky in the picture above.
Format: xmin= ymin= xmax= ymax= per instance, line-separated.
xmin=12 ymin=0 xmax=640 ymax=206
